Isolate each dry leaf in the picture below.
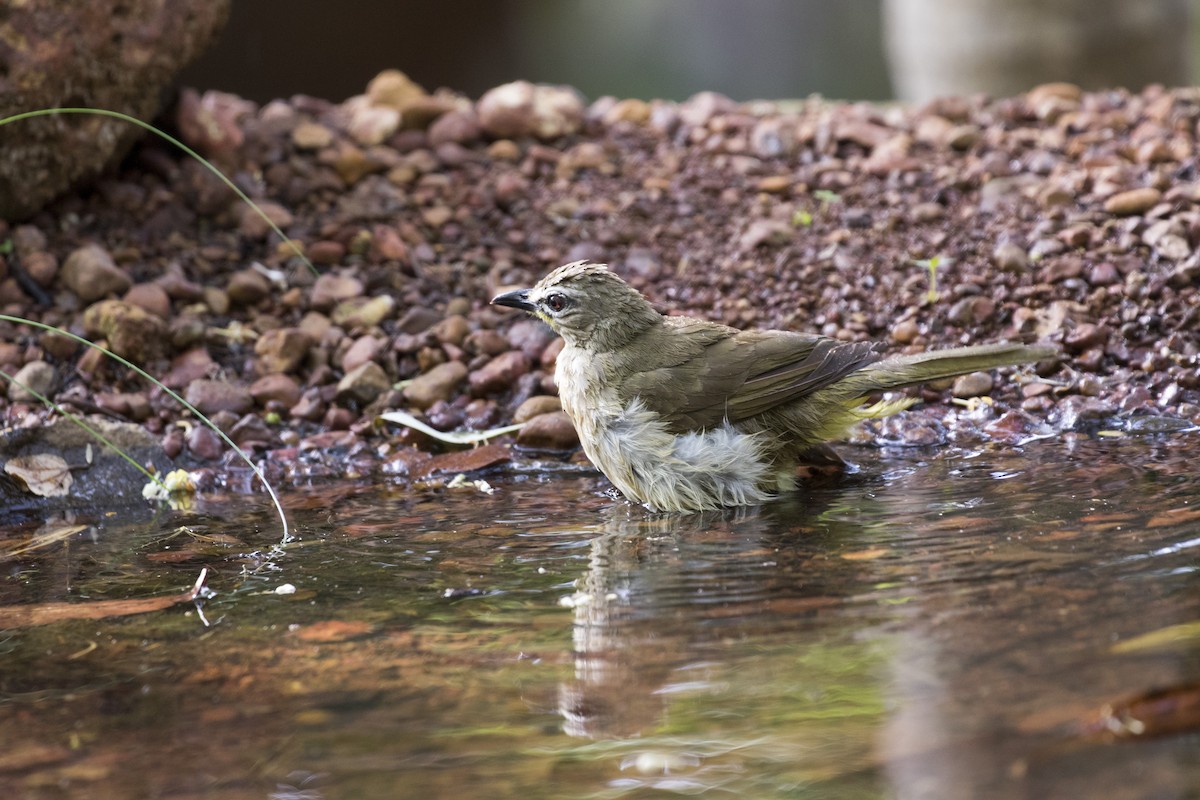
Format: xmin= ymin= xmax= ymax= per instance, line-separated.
xmin=4 ymin=453 xmax=73 ymax=497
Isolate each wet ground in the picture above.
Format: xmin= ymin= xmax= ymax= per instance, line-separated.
xmin=2 ymin=431 xmax=1199 ymax=799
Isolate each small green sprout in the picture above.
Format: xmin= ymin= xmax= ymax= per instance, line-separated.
xmin=912 ymin=256 xmax=941 ymax=303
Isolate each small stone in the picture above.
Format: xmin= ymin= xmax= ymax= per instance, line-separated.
xmin=187 ymin=425 xmax=225 ymax=460
xmin=289 ymin=389 xmax=326 ymax=421
xmin=226 ymin=269 xmax=272 ymax=306
xmin=1040 ymin=257 xmax=1083 ymax=283
xmin=331 ymin=295 xmax=396 ymax=329
xmin=23 ymin=251 xmax=58 ymax=287
xmin=344 ymin=95 xmax=401 ymax=145
xmin=1022 ymin=382 xmax=1053 ymax=399
xmin=184 ymin=380 xmax=254 ymax=416
xmin=516 ymin=411 xmax=579 ymax=450
xmin=1104 ymin=187 xmax=1162 ymax=216
xmin=336 ymin=361 xmax=391 ymax=405
xmin=469 ymin=351 xmax=530 ymax=396
xmin=739 ymin=220 xmax=792 ymax=249
xmin=749 ymin=117 xmax=798 ymax=158
xmin=404 ymin=361 xmax=468 ymax=409
xmin=465 ymin=329 xmax=512 ymax=357
xmin=291 ymin=121 xmax=334 ymax=150
xmin=422 ymin=205 xmax=453 ymax=227
xmin=947 ymin=296 xmax=995 ymax=326
xmin=477 ymin=80 xmax=585 ymax=139
xmin=1086 ymin=262 xmax=1120 ymax=287
xmin=487 ymin=139 xmax=521 ymax=161
xmin=756 ymin=175 xmax=792 ymax=194
xmin=122 ymin=283 xmax=172 ymax=318
xmin=416 ymin=443 xmax=511 ymax=477
xmin=341 ymin=335 xmax=386 ymax=373
xmin=432 ymin=315 xmax=471 ymax=346
xmin=254 ymin=328 xmax=315 ymax=374
xmin=992 ymin=241 xmax=1029 ymax=272
xmin=365 ymin=69 xmax=427 ymax=110
xmin=249 ymin=373 xmax=302 ymax=408
xmin=952 ymin=372 xmax=994 ymax=399
xmin=514 ymin=395 xmax=562 ymax=423
xmin=369 ymin=225 xmax=410 ymax=263
xmin=1155 ymin=234 xmax=1191 ymax=261
xmin=604 ymin=98 xmax=652 ymax=125
xmin=6 ymin=360 xmax=56 ymax=402
xmin=506 ymin=319 xmax=557 ymax=360
xmin=40 ymin=331 xmax=78 ymax=361
xmin=1027 ymin=82 xmax=1082 ymax=106
xmin=61 ymin=244 xmax=132 ymax=302
xmin=891 ymin=319 xmax=920 ymax=344
xmin=912 ymin=202 xmax=945 ymax=222
xmin=1064 ymin=323 xmax=1109 ymax=352
xmin=82 ymin=300 xmax=167 ymax=362
xmin=229 ymin=414 xmax=273 ymax=446
xmin=945 ymin=124 xmax=981 ymax=150
xmin=310 ymin=272 xmax=364 ymax=310
xmin=428 ymin=109 xmax=482 ymax=146
xmin=396 ymin=306 xmax=443 ymax=335
xmin=238 ymin=201 xmax=295 ymax=239
xmin=204 ymin=287 xmax=230 ymax=315
xmin=307 ymin=240 xmax=346 ymax=266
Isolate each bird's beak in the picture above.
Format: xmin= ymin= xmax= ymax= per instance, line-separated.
xmin=491 ymin=288 xmax=536 ymax=312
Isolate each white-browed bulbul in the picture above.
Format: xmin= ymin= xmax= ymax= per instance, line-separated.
xmin=493 ymin=261 xmax=1054 ymax=512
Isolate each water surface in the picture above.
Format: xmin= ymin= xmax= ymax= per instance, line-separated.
xmin=2 ymin=433 xmax=1199 ymax=799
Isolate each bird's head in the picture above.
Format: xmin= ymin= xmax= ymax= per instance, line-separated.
xmin=491 ymin=261 xmax=661 ymax=351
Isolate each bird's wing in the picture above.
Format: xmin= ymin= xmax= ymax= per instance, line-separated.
xmin=618 ymin=319 xmax=885 ymax=432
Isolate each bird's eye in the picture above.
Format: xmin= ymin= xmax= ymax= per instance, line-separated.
xmin=545 ymin=293 xmax=569 ymax=313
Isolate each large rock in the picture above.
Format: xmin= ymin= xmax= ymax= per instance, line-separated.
xmin=0 ymin=417 xmax=176 ymax=514
xmin=0 ymin=0 xmax=231 ymax=220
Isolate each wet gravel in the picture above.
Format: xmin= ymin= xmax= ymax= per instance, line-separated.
xmin=1 ymin=73 xmax=1197 ymax=488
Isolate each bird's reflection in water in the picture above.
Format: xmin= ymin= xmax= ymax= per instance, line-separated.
xmin=555 ymin=493 xmax=846 ymax=740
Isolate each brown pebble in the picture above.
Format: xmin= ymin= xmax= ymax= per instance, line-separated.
xmin=61 ymin=244 xmax=132 ymax=302
xmin=891 ymin=319 xmax=920 ymax=344
xmin=23 ymin=251 xmax=58 ymax=287
xmin=336 ymin=361 xmax=391 ymax=405
xmin=254 ymin=328 xmax=315 ymax=375
xmin=404 ymin=361 xmax=468 ymax=409
xmin=431 ymin=314 xmax=471 ymax=347
xmin=226 ymin=269 xmax=272 ymax=306
xmin=186 ymin=425 xmax=225 ymax=460
xmin=250 ymin=373 xmax=303 ymax=408
xmin=516 ymin=411 xmax=579 ymax=450
xmin=952 ymin=372 xmax=995 ymax=399
xmin=1104 ymin=187 xmax=1161 ymax=216
xmin=469 ymin=351 xmax=530 ymax=396
xmin=184 ymin=379 xmax=254 ymax=416
xmin=513 ymin=395 xmax=562 ymax=423
xmin=123 ymin=283 xmax=172 ymax=318
xmin=415 ymin=443 xmax=511 ymax=477
xmin=340 ymin=335 xmax=386 ymax=373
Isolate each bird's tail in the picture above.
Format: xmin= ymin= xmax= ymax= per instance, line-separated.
xmin=854 ymin=342 xmax=1054 ymax=394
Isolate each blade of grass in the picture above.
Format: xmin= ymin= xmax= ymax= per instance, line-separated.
xmin=0 ymin=315 xmax=290 ymax=542
xmin=0 ymin=107 xmax=317 ymax=277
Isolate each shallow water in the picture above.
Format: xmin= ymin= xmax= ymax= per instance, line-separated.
xmin=2 ymin=432 xmax=1200 ymax=799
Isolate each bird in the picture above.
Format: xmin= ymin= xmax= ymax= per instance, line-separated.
xmin=492 ymin=261 xmax=1054 ymax=512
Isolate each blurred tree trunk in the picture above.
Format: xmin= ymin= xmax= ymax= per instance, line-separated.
xmin=884 ymin=0 xmax=1192 ymax=102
